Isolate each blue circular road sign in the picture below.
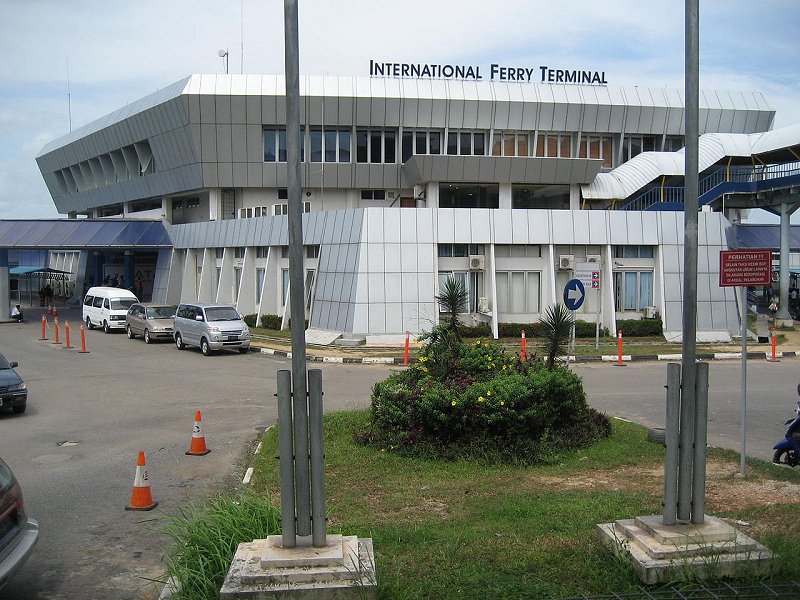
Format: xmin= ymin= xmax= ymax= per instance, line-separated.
xmin=563 ymin=279 xmax=585 ymax=311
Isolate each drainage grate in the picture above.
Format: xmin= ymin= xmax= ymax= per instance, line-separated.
xmin=552 ymin=581 xmax=800 ymax=599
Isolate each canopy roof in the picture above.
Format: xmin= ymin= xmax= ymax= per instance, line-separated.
xmin=0 ymin=219 xmax=172 ymax=249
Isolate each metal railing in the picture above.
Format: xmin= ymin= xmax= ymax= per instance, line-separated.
xmin=620 ymin=161 xmax=800 ymax=211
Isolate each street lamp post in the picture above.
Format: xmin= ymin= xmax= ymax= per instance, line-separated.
xmin=218 ymin=49 xmax=229 ymax=74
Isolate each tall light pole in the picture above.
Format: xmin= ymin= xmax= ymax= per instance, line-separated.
xmin=218 ymin=49 xmax=229 ymax=74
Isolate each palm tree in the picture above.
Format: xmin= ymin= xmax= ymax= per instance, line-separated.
xmin=435 ymin=275 xmax=468 ymax=339
xmin=540 ymin=303 xmax=574 ymax=369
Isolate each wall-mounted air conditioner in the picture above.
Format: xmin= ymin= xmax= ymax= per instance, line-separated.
xmin=469 ymin=255 xmax=485 ymax=270
xmin=586 ymin=254 xmax=602 ymax=264
xmin=477 ymin=297 xmax=490 ymax=314
xmin=558 ymin=254 xmax=575 ymax=270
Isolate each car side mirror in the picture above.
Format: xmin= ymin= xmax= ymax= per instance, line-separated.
xmin=195 ymin=315 xmax=204 ymax=321
xmin=9 ymin=361 xmax=18 ymax=368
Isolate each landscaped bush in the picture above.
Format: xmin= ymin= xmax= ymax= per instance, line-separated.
xmin=359 ymin=327 xmax=611 ymax=464
xmin=457 ymin=322 xmax=493 ymax=338
xmin=242 ymin=313 xmax=258 ymax=327
xmin=616 ymin=318 xmax=663 ymax=337
xmin=498 ymin=320 xmax=610 ymax=339
xmin=260 ymin=314 xmax=281 ymax=329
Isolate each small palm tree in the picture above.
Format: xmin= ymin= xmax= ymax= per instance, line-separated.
xmin=540 ymin=303 xmax=574 ymax=370
xmin=435 ymin=275 xmax=468 ymax=339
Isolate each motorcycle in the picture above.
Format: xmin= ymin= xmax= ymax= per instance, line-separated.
xmin=772 ymin=399 xmax=800 ymax=467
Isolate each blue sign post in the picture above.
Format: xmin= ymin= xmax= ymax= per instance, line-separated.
xmin=563 ymin=279 xmax=585 ymax=311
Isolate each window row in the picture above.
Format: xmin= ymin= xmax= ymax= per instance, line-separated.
xmin=55 ymin=140 xmax=154 ymax=196
xmin=238 ymin=202 xmax=310 ymax=218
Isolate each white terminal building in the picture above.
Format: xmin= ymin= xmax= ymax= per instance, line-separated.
xmin=11 ymin=74 xmax=800 ymax=341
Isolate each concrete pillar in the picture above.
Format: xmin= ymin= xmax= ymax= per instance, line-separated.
xmin=777 ymin=201 xmax=792 ymax=323
xmin=426 ymin=182 xmax=439 ymax=209
xmin=0 ymin=250 xmax=10 ymax=319
xmin=498 ymin=183 xmax=513 ymax=209
xmin=569 ymin=184 xmax=581 ymax=210
xmin=124 ymin=251 xmax=135 ymax=292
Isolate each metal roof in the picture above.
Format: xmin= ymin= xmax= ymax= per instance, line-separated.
xmin=734 ymin=224 xmax=800 ymax=250
xmin=0 ymin=219 xmax=172 ymax=249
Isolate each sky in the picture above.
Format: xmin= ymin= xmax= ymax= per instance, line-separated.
xmin=1 ymin=0 xmax=799 ymax=222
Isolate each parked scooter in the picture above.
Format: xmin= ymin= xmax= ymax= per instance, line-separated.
xmin=772 ymin=395 xmax=800 ymax=467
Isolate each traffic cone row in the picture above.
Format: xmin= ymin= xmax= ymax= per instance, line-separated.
xmin=125 ymin=410 xmax=212 ymax=511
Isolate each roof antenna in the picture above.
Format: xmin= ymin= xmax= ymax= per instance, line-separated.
xmin=67 ymin=58 xmax=72 ymax=132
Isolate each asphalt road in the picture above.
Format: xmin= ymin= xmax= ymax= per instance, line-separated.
xmin=1 ymin=308 xmax=798 ymax=599
xmin=0 ymin=307 xmax=396 ymax=600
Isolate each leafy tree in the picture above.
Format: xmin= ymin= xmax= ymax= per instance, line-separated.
xmin=540 ymin=303 xmax=574 ymax=370
xmin=435 ymin=275 xmax=468 ymax=339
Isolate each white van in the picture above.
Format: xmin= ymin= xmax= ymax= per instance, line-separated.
xmin=82 ymin=286 xmax=138 ymax=333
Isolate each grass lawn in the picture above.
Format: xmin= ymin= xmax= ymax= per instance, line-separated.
xmin=246 ymin=412 xmax=800 ymax=599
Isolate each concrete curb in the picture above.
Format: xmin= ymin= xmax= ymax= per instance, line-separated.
xmin=252 ymin=346 xmax=796 ymax=365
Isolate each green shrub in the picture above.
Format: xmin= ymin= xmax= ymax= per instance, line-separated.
xmin=457 ymin=322 xmax=493 ymax=338
xmin=260 ymin=314 xmax=282 ymax=329
xmin=242 ymin=313 xmax=258 ymax=327
xmin=616 ymin=318 xmax=663 ymax=337
xmin=360 ymin=333 xmax=611 ymax=464
xmin=498 ymin=321 xmax=609 ymax=339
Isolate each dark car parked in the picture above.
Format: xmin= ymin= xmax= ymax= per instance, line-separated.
xmin=0 ymin=353 xmax=26 ymax=415
xmin=0 ymin=457 xmax=38 ymax=589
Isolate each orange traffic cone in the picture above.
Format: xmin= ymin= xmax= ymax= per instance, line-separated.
xmin=125 ymin=451 xmax=158 ymax=511
xmin=186 ymin=410 xmax=211 ymax=456
xmin=47 ymin=304 xmax=53 ymax=315
xmin=53 ymin=305 xmax=58 ymax=318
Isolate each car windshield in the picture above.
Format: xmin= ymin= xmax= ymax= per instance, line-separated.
xmin=205 ymin=307 xmax=241 ymax=322
xmin=147 ymin=306 xmax=176 ymax=319
xmin=0 ymin=355 xmax=10 ymax=369
xmin=110 ymin=298 xmax=136 ymax=310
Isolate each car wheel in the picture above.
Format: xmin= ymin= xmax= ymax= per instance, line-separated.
xmin=144 ymin=330 xmax=151 ymax=344
xmin=12 ymin=405 xmax=26 ymax=414
xmin=127 ymin=325 xmax=135 ymax=339
xmin=103 ymin=321 xmax=110 ymax=334
xmin=86 ymin=316 xmax=94 ymax=330
xmin=238 ymin=347 xmax=249 ymax=354
xmin=175 ymin=333 xmax=185 ymax=350
xmin=201 ymin=338 xmax=211 ymax=356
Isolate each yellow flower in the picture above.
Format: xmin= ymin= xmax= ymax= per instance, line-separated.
xmin=475 ymin=340 xmax=481 ymax=345
xmin=486 ymin=390 xmax=492 ymax=396
xmin=500 ymin=401 xmax=505 ymax=406
xmin=478 ymin=396 xmax=485 ymax=403
xmin=419 ymin=356 xmax=428 ymax=362
xmin=451 ymin=400 xmax=457 ymax=406
xmin=420 ymin=366 xmax=429 ymax=373
xmin=502 ymin=365 xmax=507 ymax=370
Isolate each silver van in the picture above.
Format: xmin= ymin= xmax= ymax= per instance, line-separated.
xmin=173 ymin=303 xmax=251 ymax=356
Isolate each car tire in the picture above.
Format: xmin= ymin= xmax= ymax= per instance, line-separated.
xmin=86 ymin=316 xmax=94 ymax=330
xmin=12 ymin=405 xmax=26 ymax=414
xmin=201 ymin=338 xmax=211 ymax=356
xmin=127 ymin=325 xmax=135 ymax=339
xmin=144 ymin=330 xmax=151 ymax=344
xmin=238 ymin=347 xmax=249 ymax=354
xmin=103 ymin=320 xmax=110 ymax=334
xmin=175 ymin=333 xmax=185 ymax=350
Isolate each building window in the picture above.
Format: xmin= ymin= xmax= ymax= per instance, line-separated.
xmin=614 ymin=246 xmax=655 ymax=259
xmin=401 ymin=130 xmax=443 ymax=162
xmin=512 ymin=184 xmax=570 ymax=209
xmin=273 ymin=202 xmax=310 ymax=215
xmin=663 ymin=136 xmax=684 ymax=152
xmin=256 ymin=268 xmax=265 ymax=304
xmin=215 ymin=248 xmax=225 ymax=259
xmin=278 ymin=188 xmax=288 ymax=200
xmin=264 ymin=128 xmax=305 ymax=162
xmin=281 ymin=268 xmax=290 ymax=305
xmin=256 ymin=246 xmax=269 ymax=259
xmin=491 ymin=132 xmax=530 ymax=157
xmin=360 ymin=190 xmax=386 ymax=201
xmin=306 ymin=245 xmax=320 ymax=259
xmin=494 ymin=245 xmax=542 ymax=258
xmin=615 ymin=271 xmax=654 ymax=311
xmin=578 ymin=135 xmax=613 ymax=168
xmin=622 ymin=135 xmax=656 ymax=161
xmin=535 ymin=133 xmax=572 ymax=158
xmin=356 ymin=129 xmax=397 ymax=164
xmin=280 ymin=246 xmax=289 ymax=259
xmin=305 ymin=269 xmax=315 ymax=309
xmin=233 ymin=267 xmax=242 ymax=300
xmin=437 ymin=272 xmax=470 ymax=312
xmin=496 ymin=271 xmax=541 ymax=314
xmin=239 ymin=207 xmax=253 ymax=219
xmin=438 ymin=244 xmax=484 ymax=258
xmin=233 ymin=247 xmax=246 ymax=259
xmin=185 ymin=197 xmax=200 ymax=208
xmin=309 ymin=128 xmax=351 ymax=163
xmin=439 ymin=184 xmax=499 ymax=208
xmin=446 ymin=131 xmax=486 ymax=156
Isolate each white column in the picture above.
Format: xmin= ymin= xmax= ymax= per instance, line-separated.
xmin=498 ymin=183 xmax=513 ymax=210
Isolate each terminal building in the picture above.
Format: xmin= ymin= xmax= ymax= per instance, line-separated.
xmin=2 ymin=74 xmax=799 ymax=340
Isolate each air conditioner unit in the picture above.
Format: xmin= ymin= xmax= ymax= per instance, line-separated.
xmin=469 ymin=255 xmax=485 ymax=270
xmin=586 ymin=254 xmax=602 ymax=264
xmin=644 ymin=306 xmax=657 ymax=319
xmin=558 ymin=254 xmax=575 ymax=270
xmin=477 ymin=297 xmax=490 ymax=314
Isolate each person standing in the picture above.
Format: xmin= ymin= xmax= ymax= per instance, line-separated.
xmin=10 ymin=304 xmax=23 ymax=322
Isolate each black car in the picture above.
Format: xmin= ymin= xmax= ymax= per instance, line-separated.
xmin=0 ymin=353 xmax=27 ymax=414
xmin=0 ymin=456 xmax=38 ymax=589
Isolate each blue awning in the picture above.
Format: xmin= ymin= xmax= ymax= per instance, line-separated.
xmin=0 ymin=219 xmax=173 ymax=249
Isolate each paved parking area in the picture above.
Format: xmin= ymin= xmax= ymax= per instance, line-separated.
xmin=0 ymin=306 xmax=396 ymax=600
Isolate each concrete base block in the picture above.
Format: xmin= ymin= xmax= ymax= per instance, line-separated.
xmin=220 ymin=535 xmax=376 ymax=599
xmin=597 ymin=515 xmax=772 ymax=585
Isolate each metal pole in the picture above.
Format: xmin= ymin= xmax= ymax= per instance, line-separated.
xmin=691 ymin=361 xmax=709 ymax=523
xmin=740 ymin=285 xmax=748 ymax=475
xmin=595 ymin=289 xmax=601 ymax=350
xmin=277 ymin=370 xmax=296 ymax=547
xmin=308 ymin=369 xmax=327 ymax=547
xmin=678 ymin=0 xmax=700 ymax=522
xmin=778 ymin=201 xmax=791 ymax=321
xmin=283 ymin=0 xmax=311 ymax=537
xmin=662 ymin=363 xmax=681 ymax=526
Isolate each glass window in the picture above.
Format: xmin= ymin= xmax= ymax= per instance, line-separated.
xmin=324 ymin=130 xmax=337 ymax=162
xmin=233 ymin=267 xmax=242 ymax=300
xmin=264 ymin=130 xmax=276 ymax=162
xmin=459 ymin=132 xmax=471 ymax=155
xmin=384 ymin=130 xmax=396 ymax=163
xmin=614 ymin=270 xmax=654 ymax=312
xmin=447 ymin=132 xmax=458 ymax=155
xmin=430 ymin=132 xmax=441 ymax=155
xmin=310 ymin=129 xmax=323 ymax=163
xmin=305 ymin=269 xmax=315 ymax=309
xmin=356 ymin=130 xmax=368 ymax=163
xmin=492 ymin=133 xmax=502 ymax=156
xmin=338 ymin=130 xmax=351 ymax=162
xmin=402 ymin=131 xmax=413 ymax=162
xmin=437 ymin=272 xmax=469 ymax=312
xmin=256 ymin=268 xmax=265 ymax=304
xmin=370 ymin=131 xmax=382 ymax=163
xmin=503 ymin=133 xmax=515 ymax=157
xmin=517 ymin=134 xmax=529 ymax=157
xmin=282 ymin=269 xmax=290 ymax=305
xmin=415 ymin=131 xmax=427 ymax=154
xmin=439 ymin=184 xmax=499 ymax=209
xmin=473 ymin=132 xmax=485 ymax=156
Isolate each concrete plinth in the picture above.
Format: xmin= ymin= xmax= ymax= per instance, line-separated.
xmin=220 ymin=535 xmax=376 ymax=599
xmin=597 ymin=515 xmax=772 ymax=584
